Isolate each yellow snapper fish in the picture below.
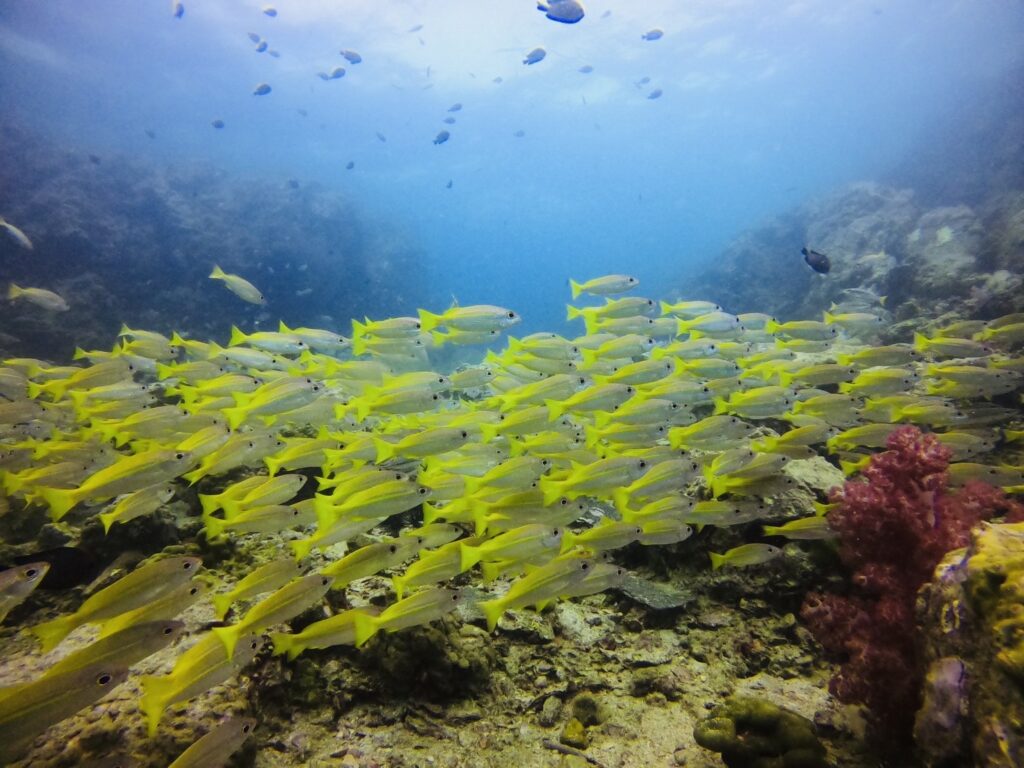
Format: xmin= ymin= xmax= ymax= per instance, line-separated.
xmin=0 ymin=662 xmax=129 ymax=764
xmin=31 ymin=555 xmax=201 ymax=652
xmin=569 ymin=274 xmax=639 ymax=299
xmin=212 ymin=572 xmax=332 ymax=659
xmin=7 ymin=283 xmax=69 ymax=312
xmin=0 ymin=217 xmax=34 ymax=250
xmin=353 ymin=586 xmax=467 ymax=646
xmin=209 ymin=265 xmax=266 ymax=305
xmin=167 ymin=716 xmax=256 ymax=768
xmin=270 ymin=606 xmax=379 ymax=659
xmin=709 ymin=543 xmax=784 ymax=569
xmin=140 ymin=632 xmax=263 ymax=735
xmin=418 ymin=304 xmax=521 ymax=333
xmin=0 ymin=561 xmax=50 ymax=624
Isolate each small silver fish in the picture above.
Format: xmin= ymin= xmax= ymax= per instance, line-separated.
xmin=433 ymin=130 xmax=450 ymax=145
xmin=523 ymin=47 xmax=546 ymax=65
xmin=537 ymin=0 xmax=585 ymax=24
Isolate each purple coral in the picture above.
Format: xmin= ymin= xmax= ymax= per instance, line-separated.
xmin=801 ymin=426 xmax=1023 ymax=752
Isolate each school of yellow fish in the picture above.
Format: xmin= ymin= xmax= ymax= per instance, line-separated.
xmin=1 ymin=268 xmax=1023 ymax=764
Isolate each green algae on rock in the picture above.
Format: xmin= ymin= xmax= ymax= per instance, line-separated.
xmin=694 ymin=695 xmax=828 ymax=768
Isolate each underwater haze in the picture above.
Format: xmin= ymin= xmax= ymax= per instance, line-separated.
xmin=1 ymin=0 xmax=1022 ymax=335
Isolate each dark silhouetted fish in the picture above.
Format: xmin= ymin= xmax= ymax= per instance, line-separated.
xmin=247 ymin=32 xmax=260 ymax=43
xmin=647 ymin=88 xmax=662 ymax=100
xmin=537 ymin=0 xmax=585 ymax=24
xmin=346 ymin=161 xmax=355 ymax=170
xmin=443 ymin=116 xmax=456 ymax=125
xmin=253 ymin=83 xmax=272 ymax=95
xmin=802 ymin=247 xmax=831 ymax=274
xmin=340 ymin=49 xmax=362 ymax=64
xmin=578 ymin=65 xmax=593 ymax=74
xmin=297 ymin=109 xmax=308 ymax=117
xmin=433 ymin=130 xmax=450 ymax=145
xmin=523 ymin=47 xmax=546 ymax=65
xmin=448 ymin=103 xmax=462 ymax=112
xmin=493 ymin=76 xmax=503 ymax=83
xmin=376 ymin=132 xmax=386 ymax=142
xmin=88 ymin=154 xmax=102 ymax=165
xmin=145 ymin=129 xmax=156 ymax=139
xmin=446 ymin=180 xmax=453 ymax=189
xmin=635 ymin=76 xmax=650 ymax=87
xmin=288 ymin=180 xmax=299 ymax=189
xmin=255 ymin=40 xmax=268 ymax=53
xmin=642 ymin=29 xmax=664 ymax=41
xmin=173 ymin=2 xmax=184 ymax=19
xmin=409 ymin=24 xmax=423 ymax=33
xmin=513 ymin=130 xmax=525 ymax=138
xmin=211 ymin=119 xmax=225 ymax=129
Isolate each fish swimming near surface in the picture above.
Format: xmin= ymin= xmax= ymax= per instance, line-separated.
xmin=448 ymin=103 xmax=462 ymax=112
xmin=801 ymin=246 xmax=831 ymax=274
xmin=329 ymin=66 xmax=345 ymax=80
xmin=211 ymin=119 xmax=224 ymax=129
xmin=340 ymin=49 xmax=362 ymax=64
xmin=172 ymin=2 xmax=184 ymax=18
xmin=252 ymin=83 xmax=272 ymax=96
xmin=642 ymin=29 xmax=664 ymax=41
xmin=409 ymin=24 xmax=423 ymax=33
xmin=446 ymin=180 xmax=453 ymax=189
xmin=513 ymin=129 xmax=525 ymax=137
xmin=145 ymin=128 xmax=156 ymax=139
xmin=433 ymin=130 xmax=450 ymax=145
xmin=578 ymin=65 xmax=593 ymax=74
xmin=523 ymin=47 xmax=546 ymax=65
xmin=255 ymin=40 xmax=268 ymax=53
xmin=262 ymin=5 xmax=277 ymax=16
xmin=247 ymin=32 xmax=260 ymax=43
xmin=537 ymin=0 xmax=585 ymax=24
xmin=346 ymin=161 xmax=355 ymax=170
xmin=0 ymin=218 xmax=33 ymax=250
xmin=376 ymin=132 xmax=387 ymax=142
xmin=647 ymin=88 xmax=663 ymax=100
xmin=443 ymin=116 xmax=456 ymax=125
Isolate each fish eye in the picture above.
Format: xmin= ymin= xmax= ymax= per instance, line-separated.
xmin=628 ymin=277 xmax=637 ymax=284
xmin=321 ymin=577 xmax=330 ymax=586
xmin=189 ymin=586 xmax=199 ymax=595
xmin=638 ymin=460 xmax=647 ymax=468
xmin=389 ymin=545 xmax=398 ymax=553
xmin=560 ymin=498 xmax=568 ymax=505
xmin=415 ymin=322 xmax=421 ymax=329
xmin=418 ymin=487 xmax=428 ymax=494
xmin=507 ymin=311 xmax=516 ymax=318
xmin=461 ymin=431 xmax=468 ymax=438
xmin=163 ymin=626 xmax=174 ymax=635
xmin=25 ymin=567 xmax=38 ymax=578
xmin=97 ymin=673 xmax=113 ymax=685
xmin=243 ymin=724 xmax=252 ymax=734
xmin=182 ymin=561 xmax=195 ymax=570
xmin=452 ymin=592 xmax=460 ymax=601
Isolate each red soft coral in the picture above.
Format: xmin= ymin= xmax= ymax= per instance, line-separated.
xmin=801 ymin=425 xmax=1024 ymax=753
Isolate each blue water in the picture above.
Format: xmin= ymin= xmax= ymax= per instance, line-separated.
xmin=1 ymin=0 xmax=1021 ymax=336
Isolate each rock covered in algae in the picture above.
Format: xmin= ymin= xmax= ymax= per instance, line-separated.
xmin=915 ymin=521 xmax=1024 ymax=767
xmin=693 ymin=695 xmax=827 ymax=768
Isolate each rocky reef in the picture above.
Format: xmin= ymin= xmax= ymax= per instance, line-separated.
xmin=915 ymin=520 xmax=1024 ymax=767
xmin=0 ymin=120 xmax=422 ymax=361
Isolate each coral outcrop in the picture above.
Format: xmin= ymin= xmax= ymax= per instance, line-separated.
xmin=693 ymin=695 xmax=828 ymax=768
xmin=800 ymin=426 xmax=1023 ymax=750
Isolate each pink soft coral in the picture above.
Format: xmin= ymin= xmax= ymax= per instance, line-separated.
xmin=801 ymin=425 xmax=1023 ymax=752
